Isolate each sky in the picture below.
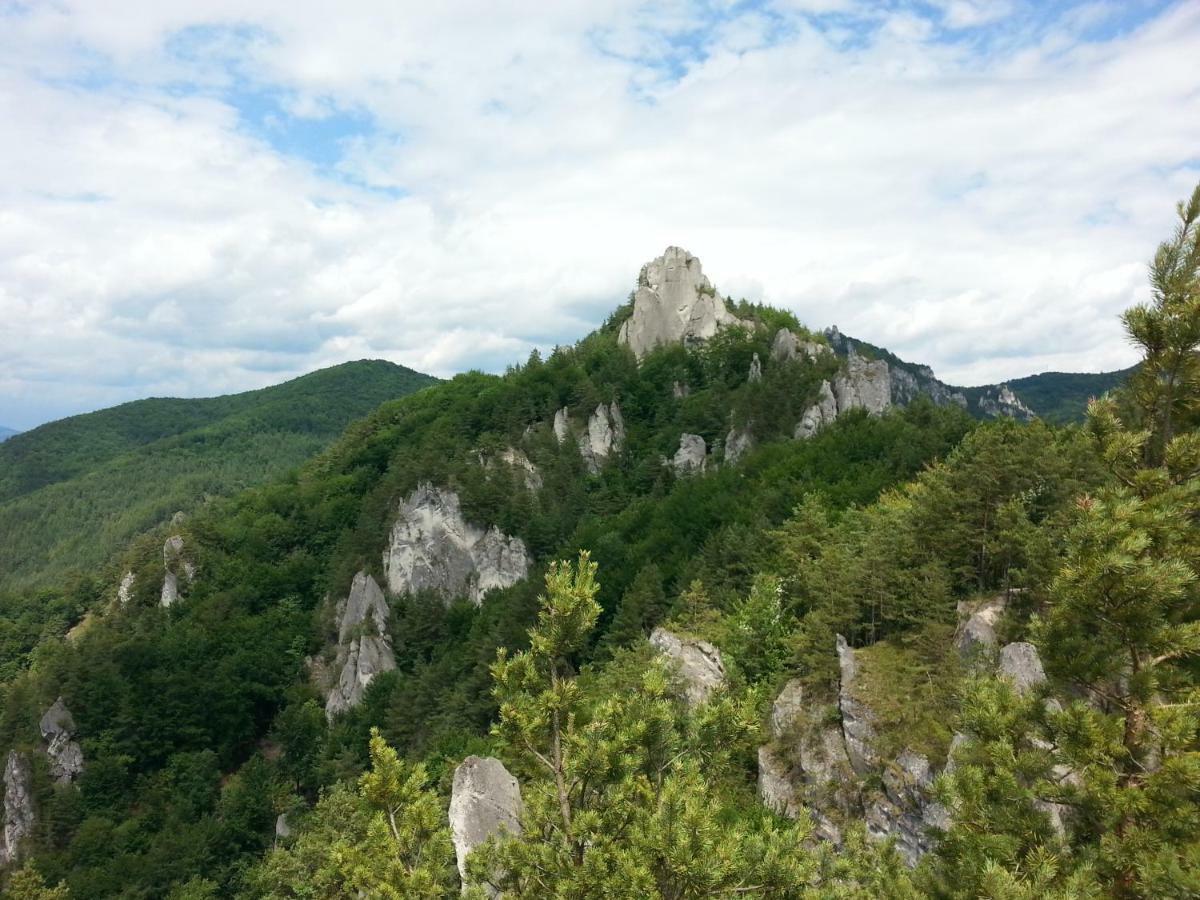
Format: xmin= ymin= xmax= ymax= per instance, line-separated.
xmin=1 ymin=0 xmax=1198 ymax=430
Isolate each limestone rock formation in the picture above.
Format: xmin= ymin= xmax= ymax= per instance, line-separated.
xmin=865 ymin=751 xmax=950 ymax=867
xmin=275 ymin=813 xmax=292 ymax=840
xmin=382 ymin=484 xmax=531 ymax=605
xmin=40 ymin=697 xmax=84 ymax=784
xmin=117 ymin=571 xmax=135 ymax=605
xmin=478 ymin=447 xmax=542 ymax=492
xmin=836 ymin=635 xmax=877 ymax=775
xmin=833 ymin=353 xmax=892 ymax=416
xmin=978 ymin=384 xmax=1036 ymax=421
xmin=578 ymin=402 xmax=626 ymax=474
xmin=748 ymin=353 xmax=763 ymax=383
xmin=160 ymin=533 xmax=196 ymax=608
xmin=1 ymin=751 xmax=34 ymax=866
xmin=618 ymin=247 xmax=742 ymax=359
xmin=650 ymin=627 xmax=726 ymax=707
xmin=552 ymin=407 xmax=571 ymax=444
xmin=890 ymin=365 xmax=968 ymax=409
xmin=795 ymin=381 xmax=838 ymax=439
xmin=771 ymin=328 xmax=831 ymax=364
xmin=325 ymin=572 xmax=397 ymax=720
xmin=672 ymin=380 xmax=690 ymax=399
xmin=672 ymin=433 xmax=707 ymax=475
xmin=955 ymin=594 xmax=1008 ymax=659
xmin=999 ymin=642 xmax=1048 ymax=696
xmin=724 ymin=426 xmax=753 ymax=465
xmin=449 ymin=755 xmax=522 ymax=895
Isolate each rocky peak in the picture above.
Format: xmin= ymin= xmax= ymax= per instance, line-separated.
xmin=40 ymin=697 xmax=84 ymax=784
xmin=724 ymin=426 xmax=753 ymax=464
xmin=748 ymin=353 xmax=763 ymax=383
xmin=772 ymin=328 xmax=831 ymax=364
xmin=579 ymin=402 xmax=626 ymax=473
xmin=449 ymin=755 xmax=522 ymax=896
xmin=325 ymin=571 xmax=396 ymax=721
xmin=382 ymin=484 xmax=531 ymax=606
xmin=671 ymin=433 xmax=707 ymax=476
xmin=650 ymin=627 xmax=727 ymax=707
xmin=160 ymin=533 xmax=196 ymax=608
xmin=618 ymin=247 xmax=742 ymax=359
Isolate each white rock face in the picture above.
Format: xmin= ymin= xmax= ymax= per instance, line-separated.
xmin=650 ymin=627 xmax=727 ymax=707
xmin=672 ymin=433 xmax=707 ymax=476
xmin=955 ymin=594 xmax=1008 ymax=659
xmin=833 ymin=354 xmax=892 ymax=416
xmin=999 ymin=642 xmax=1048 ymax=696
xmin=40 ymin=697 xmax=84 ymax=784
xmin=724 ymin=426 xmax=753 ymax=465
xmin=449 ymin=756 xmax=522 ymax=895
xmin=578 ymin=402 xmax=625 ymax=474
xmin=672 ymin=380 xmax=690 ymax=399
xmin=160 ymin=534 xmax=195 ymax=607
xmin=325 ymin=572 xmax=397 ymax=720
xmin=479 ymin=447 xmax=542 ymax=492
xmin=836 ymin=635 xmax=877 ymax=775
xmin=866 ymin=751 xmax=950 ymax=867
xmin=618 ymin=247 xmax=742 ymax=359
xmin=978 ymin=384 xmax=1036 ymax=421
xmin=117 ymin=571 xmax=135 ymax=605
xmin=795 ymin=381 xmax=839 ymax=440
xmin=552 ymin=408 xmax=571 ymax=444
xmin=383 ymin=484 xmax=531 ymax=606
xmin=1 ymin=751 xmax=34 ymax=866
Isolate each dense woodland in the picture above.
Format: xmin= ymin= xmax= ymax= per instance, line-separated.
xmin=0 ymin=185 xmax=1197 ymax=899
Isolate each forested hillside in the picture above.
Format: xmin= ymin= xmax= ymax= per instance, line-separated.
xmin=0 ymin=185 xmax=1196 ymax=900
xmin=0 ymin=361 xmax=436 ymax=590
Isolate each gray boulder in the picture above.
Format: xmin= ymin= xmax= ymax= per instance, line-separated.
xmin=449 ymin=756 xmax=522 ymax=895
xmin=795 ymin=381 xmax=838 ymax=439
xmin=1 ymin=751 xmax=34 ymax=866
xmin=382 ymin=484 xmax=531 ymax=606
xmin=999 ymin=642 xmax=1048 ymax=696
xmin=724 ymin=426 xmax=753 ymax=465
xmin=40 ymin=697 xmax=84 ymax=784
xmin=618 ymin=247 xmax=742 ymax=359
xmin=955 ymin=594 xmax=1008 ymax=659
xmin=325 ymin=572 xmax=397 ymax=720
xmin=836 ymin=635 xmax=877 ymax=775
xmin=672 ymin=433 xmax=707 ymax=476
xmin=650 ymin=628 xmax=726 ymax=707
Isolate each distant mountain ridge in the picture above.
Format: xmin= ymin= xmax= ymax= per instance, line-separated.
xmin=0 ymin=426 xmax=18 ymax=443
xmin=0 ymin=360 xmax=437 ymax=589
xmin=825 ymin=327 xmax=1131 ymax=424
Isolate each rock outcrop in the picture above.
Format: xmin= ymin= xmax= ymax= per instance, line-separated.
xmin=160 ymin=534 xmax=196 ymax=608
xmin=618 ymin=247 xmax=742 ymax=359
xmin=955 ymin=594 xmax=1008 ymax=660
xmin=1 ymin=751 xmax=34 ymax=866
xmin=672 ymin=433 xmax=707 ymax=476
xmin=795 ymin=381 xmax=838 ymax=439
xmin=748 ymin=353 xmax=763 ymax=383
xmin=449 ymin=756 xmax=522 ymax=895
xmin=650 ymin=627 xmax=726 ymax=707
xmin=865 ymin=752 xmax=950 ymax=867
xmin=836 ymin=635 xmax=877 ymax=775
xmin=579 ymin=403 xmax=626 ymax=474
xmin=998 ymin=642 xmax=1047 ymax=696
xmin=382 ymin=485 xmax=531 ymax=606
xmin=772 ymin=329 xmax=831 ymax=364
xmin=977 ymin=385 xmax=1035 ymax=421
xmin=117 ymin=571 xmax=135 ymax=605
xmin=479 ymin=447 xmax=542 ymax=492
xmin=724 ymin=426 xmax=753 ymax=464
xmin=833 ymin=353 xmax=891 ymax=416
xmin=325 ymin=572 xmax=397 ymax=720
xmin=552 ymin=407 xmax=571 ymax=444
xmin=40 ymin=697 xmax=84 ymax=784
xmin=672 ymin=381 xmax=690 ymax=399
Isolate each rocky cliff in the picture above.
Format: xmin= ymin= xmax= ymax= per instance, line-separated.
xmin=382 ymin=484 xmax=531 ymax=605
xmin=325 ymin=571 xmax=397 ymax=720
xmin=40 ymin=697 xmax=84 ymax=784
xmin=1 ymin=751 xmax=34 ymax=866
xmin=618 ymin=247 xmax=744 ymax=359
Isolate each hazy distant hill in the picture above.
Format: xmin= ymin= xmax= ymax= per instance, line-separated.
xmin=0 ymin=360 xmax=436 ymax=588
xmin=0 ymin=426 xmax=18 ymax=442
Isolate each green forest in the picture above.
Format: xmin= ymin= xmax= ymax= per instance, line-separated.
xmin=0 ymin=184 xmax=1197 ymax=899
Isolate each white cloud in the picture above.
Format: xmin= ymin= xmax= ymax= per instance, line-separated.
xmin=0 ymin=0 xmax=1197 ymax=427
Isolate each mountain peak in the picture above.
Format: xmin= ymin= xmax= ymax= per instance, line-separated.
xmin=619 ymin=247 xmax=742 ymax=359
